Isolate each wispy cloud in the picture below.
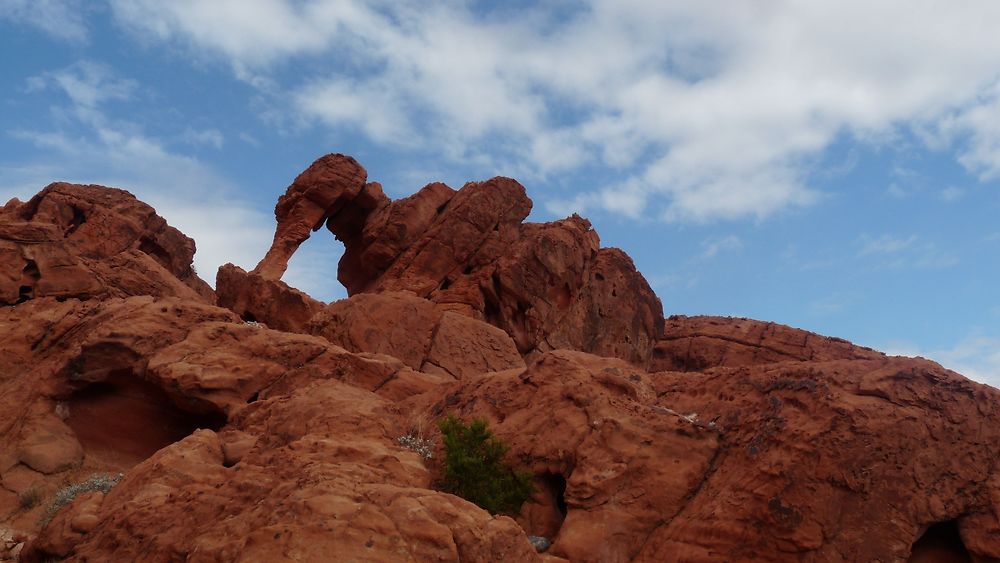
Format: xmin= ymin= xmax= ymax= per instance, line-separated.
xmin=857 ymin=234 xmax=958 ymax=270
xmin=0 ymin=0 xmax=89 ymax=42
xmin=106 ymin=1 xmax=1000 ymax=222
xmin=940 ymin=186 xmax=965 ymax=202
xmin=701 ymin=235 xmax=743 ymax=258
xmin=859 ymin=234 xmax=918 ymax=256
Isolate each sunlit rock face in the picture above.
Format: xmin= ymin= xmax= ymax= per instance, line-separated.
xmin=3 ymin=154 xmax=1000 ymax=563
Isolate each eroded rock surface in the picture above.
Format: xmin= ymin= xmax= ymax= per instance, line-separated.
xmin=0 ymin=183 xmax=213 ymax=305
xmin=4 ymin=158 xmax=1000 ymax=562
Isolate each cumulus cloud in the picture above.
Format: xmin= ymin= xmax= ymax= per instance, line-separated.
xmin=95 ymin=1 xmax=1000 ymax=222
xmin=0 ymin=0 xmax=89 ymax=42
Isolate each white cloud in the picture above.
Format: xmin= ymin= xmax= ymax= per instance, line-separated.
xmin=885 ymin=335 xmax=1000 ymax=390
xmin=701 ymin=235 xmax=742 ymax=259
xmin=103 ymin=1 xmax=1000 ymax=222
xmin=0 ymin=0 xmax=88 ymax=42
xmin=4 ymin=61 xmax=339 ymax=300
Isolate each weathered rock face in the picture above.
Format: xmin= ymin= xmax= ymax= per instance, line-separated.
xmin=643 ymin=358 xmax=1000 ymax=561
xmin=652 ymin=315 xmax=885 ymax=372
xmin=0 ymin=183 xmax=213 ymax=305
xmin=4 ymin=157 xmax=1000 ymax=563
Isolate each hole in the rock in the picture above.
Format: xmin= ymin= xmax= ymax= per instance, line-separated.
xmin=463 ymin=265 xmax=473 ymax=275
xmin=16 ymin=285 xmax=33 ymax=303
xmin=139 ymin=237 xmax=173 ymax=270
xmin=908 ymin=520 xmax=972 ymax=563
xmin=246 ymin=391 xmax=260 ymax=404
xmin=66 ymin=371 xmax=226 ymax=470
xmin=17 ymin=259 xmax=40 ymax=303
xmin=440 ymin=277 xmax=452 ymax=291
xmin=65 ymin=205 xmax=87 ymax=235
xmin=241 ymin=312 xmax=258 ymax=323
xmin=542 ymin=472 xmax=568 ymax=518
xmin=524 ymin=472 xmax=569 ymax=539
xmin=285 ymin=230 xmax=348 ymax=302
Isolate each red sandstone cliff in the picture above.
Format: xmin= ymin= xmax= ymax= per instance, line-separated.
xmin=1 ymin=155 xmax=998 ymax=562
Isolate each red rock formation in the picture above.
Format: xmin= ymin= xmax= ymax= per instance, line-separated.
xmin=0 ymin=183 xmax=213 ymax=305
xmin=652 ymin=315 xmax=885 ymax=372
xmin=4 ymin=159 xmax=1000 ymax=562
xmin=241 ymin=155 xmax=663 ymax=366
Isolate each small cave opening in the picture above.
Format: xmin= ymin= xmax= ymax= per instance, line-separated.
xmin=908 ymin=520 xmax=972 ymax=563
xmin=522 ymin=472 xmax=569 ymax=539
xmin=66 ymin=371 xmax=226 ymax=470
xmin=543 ymin=473 xmax=568 ymax=518
xmin=139 ymin=237 xmax=173 ymax=271
xmin=17 ymin=259 xmax=40 ymax=303
xmin=65 ymin=205 xmax=87 ymax=235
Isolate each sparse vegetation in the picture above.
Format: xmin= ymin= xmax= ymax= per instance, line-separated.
xmin=437 ymin=415 xmax=532 ymax=515
xmin=397 ymin=430 xmax=435 ymax=460
xmin=39 ymin=473 xmax=123 ymax=526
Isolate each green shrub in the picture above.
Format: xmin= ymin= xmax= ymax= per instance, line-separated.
xmin=437 ymin=415 xmax=532 ymax=515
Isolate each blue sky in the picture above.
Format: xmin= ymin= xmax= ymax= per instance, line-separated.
xmin=1 ymin=1 xmax=999 ymax=385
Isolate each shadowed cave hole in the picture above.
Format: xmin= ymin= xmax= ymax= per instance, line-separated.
xmin=542 ymin=472 xmax=568 ymax=518
xmin=908 ymin=520 xmax=971 ymax=563
xmin=16 ymin=259 xmax=40 ymax=303
xmin=66 ymin=371 xmax=226 ymax=469
xmin=139 ymin=237 xmax=173 ymax=270
xmin=64 ymin=205 xmax=87 ymax=235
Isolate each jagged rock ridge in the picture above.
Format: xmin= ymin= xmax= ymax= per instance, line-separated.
xmin=1 ymin=155 xmax=998 ymax=562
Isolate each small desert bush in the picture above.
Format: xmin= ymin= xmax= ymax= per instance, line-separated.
xmin=437 ymin=415 xmax=532 ymax=515
xmin=397 ymin=431 xmax=435 ymax=460
xmin=39 ymin=473 xmax=123 ymax=526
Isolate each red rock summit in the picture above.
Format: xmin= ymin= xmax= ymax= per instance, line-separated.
xmin=2 ymin=154 xmax=1000 ymax=562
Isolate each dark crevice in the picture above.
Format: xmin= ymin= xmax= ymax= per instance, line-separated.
xmin=139 ymin=237 xmax=173 ymax=270
xmin=65 ymin=205 xmax=87 ymax=235
xmin=17 ymin=259 xmax=40 ymax=303
xmin=908 ymin=520 xmax=971 ymax=562
xmin=544 ymin=473 xmax=568 ymax=517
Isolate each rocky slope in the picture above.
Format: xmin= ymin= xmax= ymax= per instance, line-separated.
xmin=1 ymin=155 xmax=998 ymax=562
